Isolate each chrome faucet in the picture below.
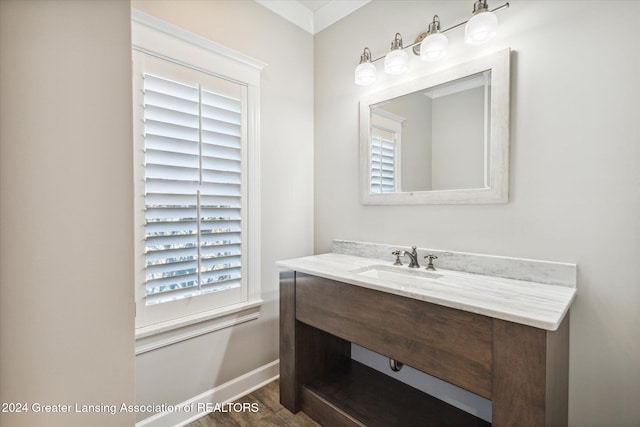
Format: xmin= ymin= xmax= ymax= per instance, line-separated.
xmin=392 ymin=246 xmax=420 ymax=268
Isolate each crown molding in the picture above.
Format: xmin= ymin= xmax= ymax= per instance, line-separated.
xmin=255 ymin=0 xmax=370 ymax=34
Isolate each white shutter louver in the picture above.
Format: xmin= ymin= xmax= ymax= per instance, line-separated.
xmin=370 ymin=131 xmax=396 ymax=194
xmin=143 ymin=74 xmax=243 ymax=306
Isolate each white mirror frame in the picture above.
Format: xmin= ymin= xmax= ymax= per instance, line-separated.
xmin=360 ymin=48 xmax=510 ymax=205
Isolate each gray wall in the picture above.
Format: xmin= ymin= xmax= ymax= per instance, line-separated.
xmin=432 ymin=86 xmax=485 ymax=190
xmin=314 ymin=1 xmax=639 ymax=425
xmin=131 ymin=0 xmax=314 ymax=421
xmin=0 ymin=1 xmax=135 ymax=426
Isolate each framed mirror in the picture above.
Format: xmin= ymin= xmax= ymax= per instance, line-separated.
xmin=360 ymin=48 xmax=510 ymax=205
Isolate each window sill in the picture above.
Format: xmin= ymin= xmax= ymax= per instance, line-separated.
xmin=135 ymin=299 xmax=263 ymax=355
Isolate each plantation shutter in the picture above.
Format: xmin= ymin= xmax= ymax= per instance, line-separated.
xmin=370 ymin=127 xmax=396 ymax=194
xmin=143 ymin=74 xmax=243 ymax=306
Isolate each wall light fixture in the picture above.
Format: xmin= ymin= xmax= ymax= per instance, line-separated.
xmin=384 ymin=33 xmax=409 ymax=75
xmin=466 ymin=0 xmax=499 ymax=44
xmin=420 ymin=15 xmax=448 ymax=62
xmin=354 ymin=1 xmax=509 ymax=86
xmin=355 ymin=47 xmax=377 ymax=85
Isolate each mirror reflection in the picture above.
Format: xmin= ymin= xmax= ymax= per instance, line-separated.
xmin=370 ymin=71 xmax=491 ymax=194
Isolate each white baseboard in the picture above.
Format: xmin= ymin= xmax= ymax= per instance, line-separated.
xmin=136 ymin=359 xmax=280 ymax=427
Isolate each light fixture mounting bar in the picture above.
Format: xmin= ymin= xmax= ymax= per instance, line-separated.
xmin=368 ymin=1 xmax=509 ymax=63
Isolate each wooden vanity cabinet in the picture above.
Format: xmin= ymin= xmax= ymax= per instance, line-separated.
xmin=280 ymin=271 xmax=570 ymax=426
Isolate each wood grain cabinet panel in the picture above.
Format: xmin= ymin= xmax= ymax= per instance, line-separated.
xmin=295 ymin=273 xmax=492 ymax=398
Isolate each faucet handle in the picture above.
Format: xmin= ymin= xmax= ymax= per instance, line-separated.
xmin=424 ymin=254 xmax=438 ymax=271
xmin=391 ymin=251 xmax=403 ymax=266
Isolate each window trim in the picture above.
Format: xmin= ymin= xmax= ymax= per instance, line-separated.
xmin=135 ymin=300 xmax=263 ymax=355
xmin=132 ymin=10 xmax=266 ymax=350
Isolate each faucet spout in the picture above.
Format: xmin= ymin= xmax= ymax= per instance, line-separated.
xmin=398 ymin=246 xmax=420 ymax=268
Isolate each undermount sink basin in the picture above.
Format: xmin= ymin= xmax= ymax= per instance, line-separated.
xmin=354 ymin=265 xmax=442 ymax=287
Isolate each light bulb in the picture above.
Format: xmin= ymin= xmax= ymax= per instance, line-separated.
xmin=384 ymin=33 xmax=408 ymax=75
xmin=354 ymin=47 xmax=376 ymax=86
xmin=420 ymin=33 xmax=448 ymax=62
xmin=420 ymin=15 xmax=448 ymax=62
xmin=355 ymin=62 xmax=377 ymax=86
xmin=384 ymin=49 xmax=409 ymax=75
xmin=465 ymin=10 xmax=498 ymax=45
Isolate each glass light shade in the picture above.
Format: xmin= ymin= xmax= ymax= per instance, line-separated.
xmin=420 ymin=32 xmax=448 ymax=62
xmin=384 ymin=49 xmax=409 ymax=75
xmin=465 ymin=11 xmax=498 ymax=45
xmin=354 ymin=62 xmax=377 ymax=86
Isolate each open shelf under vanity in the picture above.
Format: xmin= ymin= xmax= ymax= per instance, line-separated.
xmin=303 ymin=359 xmax=489 ymax=427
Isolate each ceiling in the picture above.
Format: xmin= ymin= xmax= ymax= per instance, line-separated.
xmin=255 ymin=0 xmax=370 ymax=34
xmin=297 ymin=0 xmax=333 ymax=13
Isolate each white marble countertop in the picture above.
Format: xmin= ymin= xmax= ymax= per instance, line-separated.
xmin=277 ymin=252 xmax=576 ymax=331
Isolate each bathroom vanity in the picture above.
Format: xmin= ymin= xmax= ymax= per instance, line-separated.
xmin=278 ymin=241 xmax=576 ymax=426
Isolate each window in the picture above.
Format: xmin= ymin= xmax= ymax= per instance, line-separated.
xmin=370 ymin=128 xmax=396 ymax=194
xmin=132 ymin=11 xmax=264 ymax=350
xmin=370 ymin=110 xmax=404 ymax=193
xmin=143 ymin=73 xmax=244 ymax=306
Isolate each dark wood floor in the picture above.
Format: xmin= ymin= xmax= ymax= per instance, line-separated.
xmin=186 ymin=380 xmax=321 ymax=427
